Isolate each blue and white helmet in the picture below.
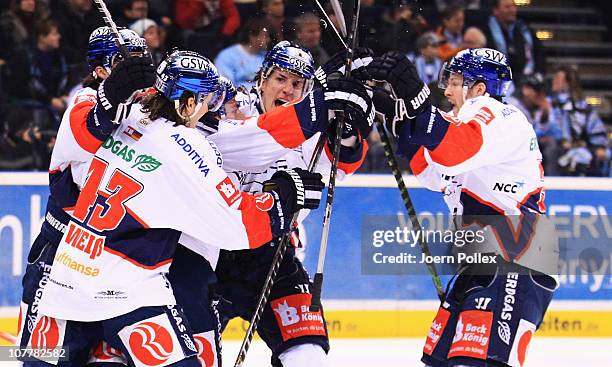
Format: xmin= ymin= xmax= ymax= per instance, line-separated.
xmin=258 ymin=41 xmax=315 ymax=96
xmin=87 ymin=26 xmax=148 ymax=72
xmin=219 ymin=76 xmax=237 ymax=103
xmin=438 ymin=48 xmax=513 ymax=97
xmin=155 ymin=50 xmax=225 ymax=113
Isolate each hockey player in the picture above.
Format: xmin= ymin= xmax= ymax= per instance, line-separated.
xmin=368 ymin=48 xmax=558 ymax=367
xmin=29 ymin=48 xmax=372 ymax=366
xmin=17 ymin=26 xmax=154 ymax=364
xmin=208 ymin=41 xmax=373 ymax=367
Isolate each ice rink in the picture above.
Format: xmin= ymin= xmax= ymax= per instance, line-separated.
xmin=0 ymin=337 xmax=610 ymax=366
xmin=222 ymin=337 xmax=611 ymax=366
xmin=0 ymin=333 xmax=610 ymax=366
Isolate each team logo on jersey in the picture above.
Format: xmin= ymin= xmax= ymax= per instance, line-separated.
xmin=271 ymin=294 xmax=326 ymax=342
xmin=423 ymin=307 xmax=451 ymax=356
xmin=193 ymin=331 xmax=218 ymax=367
xmin=254 ymin=192 xmax=274 ymax=211
xmin=63 ymin=222 xmax=105 ymax=260
xmin=129 ymin=322 xmax=174 ymax=366
xmin=493 ymin=181 xmax=524 ymax=194
xmin=508 ymin=319 xmax=536 ymax=367
xmin=132 ymin=155 xmax=162 ymax=172
xmin=501 ymin=272 xmax=519 ymax=321
xmin=448 ymin=310 xmax=492 ymax=360
xmin=498 ymin=320 xmax=511 ymax=345
xmin=31 ymin=316 xmax=59 ymax=349
xmin=216 ymin=177 xmax=241 ymax=206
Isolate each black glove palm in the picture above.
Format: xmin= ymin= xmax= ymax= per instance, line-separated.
xmin=324 ymin=77 xmax=374 ymax=139
xmin=368 ymin=51 xmax=431 ymax=118
xmin=98 ymin=56 xmax=156 ymax=123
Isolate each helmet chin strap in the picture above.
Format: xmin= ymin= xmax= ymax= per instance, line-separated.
xmin=174 ymin=100 xmax=205 ymax=124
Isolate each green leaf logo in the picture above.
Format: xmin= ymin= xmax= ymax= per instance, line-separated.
xmin=132 ymin=155 xmax=162 ymax=172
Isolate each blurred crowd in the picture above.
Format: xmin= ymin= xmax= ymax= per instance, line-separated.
xmin=0 ymin=0 xmax=609 ymax=177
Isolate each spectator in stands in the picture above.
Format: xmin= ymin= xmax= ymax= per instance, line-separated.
xmin=507 ymin=73 xmax=562 ymax=175
xmin=436 ymin=5 xmax=465 ymax=61
xmin=117 ymin=0 xmax=149 ymax=28
xmin=51 ymin=0 xmax=99 ymax=64
xmin=4 ymin=19 xmax=67 ymax=170
xmin=0 ymin=0 xmax=47 ymax=63
xmin=462 ymin=26 xmax=487 ymax=48
xmin=175 ymin=0 xmax=241 ymax=39
xmin=482 ymin=0 xmax=545 ymax=77
xmin=293 ymin=12 xmax=328 ymax=65
xmin=320 ymin=2 xmax=346 ymax=55
xmin=413 ymin=32 xmax=443 ymax=86
xmin=261 ymin=0 xmax=285 ymax=44
xmin=130 ymin=18 xmax=164 ymax=66
xmin=436 ymin=0 xmax=481 ymax=11
xmin=549 ymin=65 xmax=610 ymax=176
xmin=215 ymin=17 xmax=269 ymax=89
xmin=374 ymin=1 xmax=428 ymax=56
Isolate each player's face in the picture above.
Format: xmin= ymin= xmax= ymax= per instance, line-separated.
xmin=223 ymin=99 xmax=246 ymax=119
xmin=184 ymin=93 xmax=213 ymax=128
xmin=443 ymin=73 xmax=465 ymax=113
xmin=260 ymin=69 xmax=306 ymax=112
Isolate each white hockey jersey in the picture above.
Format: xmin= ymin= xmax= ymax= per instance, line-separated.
xmin=398 ymin=96 xmax=557 ymax=275
xmin=216 ymin=90 xmax=367 ymax=193
xmin=39 ymin=107 xmax=301 ymax=321
xmin=208 ymin=90 xmax=368 ymax=230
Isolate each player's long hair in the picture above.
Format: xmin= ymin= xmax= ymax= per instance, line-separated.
xmin=141 ymin=91 xmax=194 ymax=126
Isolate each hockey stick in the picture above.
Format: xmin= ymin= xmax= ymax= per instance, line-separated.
xmin=313 ymin=0 xmax=348 ymax=50
xmin=309 ymin=0 xmax=361 ymax=312
xmin=376 ymin=117 xmax=445 ymax=301
xmin=92 ymin=0 xmax=129 ymax=56
xmin=234 ymin=136 xmax=327 ymax=367
xmin=311 ymin=1 xmax=445 ymax=302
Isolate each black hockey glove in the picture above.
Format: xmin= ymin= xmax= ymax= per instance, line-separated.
xmin=367 ymin=51 xmax=431 ymax=118
xmin=314 ymin=47 xmax=374 ymax=88
xmin=263 ymin=168 xmax=324 ymax=214
xmin=372 ymin=86 xmax=413 ymax=137
xmin=324 ymin=77 xmax=374 ymax=139
xmin=97 ymin=56 xmax=156 ymax=124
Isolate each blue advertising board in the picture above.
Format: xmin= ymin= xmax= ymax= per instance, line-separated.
xmin=1 ymin=174 xmax=611 ymax=307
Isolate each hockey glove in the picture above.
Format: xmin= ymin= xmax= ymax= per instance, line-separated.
xmin=97 ymin=56 xmax=156 ymax=124
xmin=371 ymin=86 xmax=413 ymax=137
xmin=324 ymin=77 xmax=374 ymax=139
xmin=263 ymin=168 xmax=324 ymax=214
xmin=367 ymin=51 xmax=431 ymax=118
xmin=314 ymin=47 xmax=374 ymax=88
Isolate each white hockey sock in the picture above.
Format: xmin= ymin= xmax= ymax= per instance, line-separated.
xmin=278 ymin=343 xmax=328 ymax=367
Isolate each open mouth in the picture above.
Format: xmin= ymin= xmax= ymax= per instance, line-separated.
xmin=274 ymin=99 xmax=287 ymax=107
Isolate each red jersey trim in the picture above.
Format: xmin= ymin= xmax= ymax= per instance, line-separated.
xmin=409 ymin=146 xmax=428 ymax=176
xmin=69 ymin=100 xmax=101 ymax=154
xmin=257 ymin=106 xmax=306 ymax=148
xmin=239 ymin=192 xmax=273 ymax=249
xmin=429 ymin=119 xmax=483 ymax=167
xmin=104 ymin=246 xmax=173 ymax=270
xmin=323 ymin=140 xmax=369 ymax=174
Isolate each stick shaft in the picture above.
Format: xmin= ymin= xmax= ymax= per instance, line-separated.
xmin=92 ymin=0 xmax=129 ymax=56
xmin=234 ymin=135 xmax=326 ymax=367
xmin=375 ymin=118 xmax=445 ymax=301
